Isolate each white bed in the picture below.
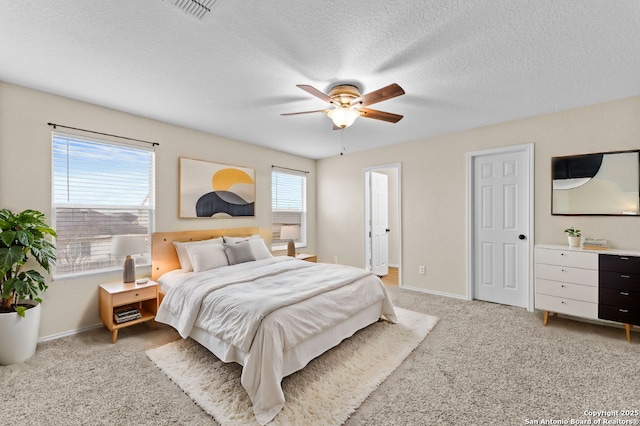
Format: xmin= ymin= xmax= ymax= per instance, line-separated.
xmin=151 ymin=229 xmax=396 ymax=425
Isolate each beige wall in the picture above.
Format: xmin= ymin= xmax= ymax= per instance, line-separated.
xmin=317 ymin=95 xmax=640 ymax=297
xmin=0 ymin=82 xmax=316 ymax=339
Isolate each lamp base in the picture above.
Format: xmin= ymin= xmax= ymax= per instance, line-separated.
xmin=123 ymin=255 xmax=136 ymax=283
xmin=287 ymin=240 xmax=295 ymax=257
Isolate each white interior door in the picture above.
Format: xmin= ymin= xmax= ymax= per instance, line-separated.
xmin=469 ymin=145 xmax=532 ymax=309
xmin=371 ymin=171 xmax=389 ymax=276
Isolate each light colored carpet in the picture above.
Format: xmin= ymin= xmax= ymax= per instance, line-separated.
xmin=146 ymin=307 xmax=439 ymax=425
xmin=3 ymin=285 xmax=640 ymax=425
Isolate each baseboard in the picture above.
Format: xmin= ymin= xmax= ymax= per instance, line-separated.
xmin=400 ymin=284 xmax=468 ymax=300
xmin=38 ymin=323 xmax=103 ymax=343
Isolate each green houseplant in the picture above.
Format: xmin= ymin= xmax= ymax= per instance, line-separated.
xmin=564 ymin=227 xmax=581 ymax=247
xmin=0 ymin=209 xmax=56 ymax=365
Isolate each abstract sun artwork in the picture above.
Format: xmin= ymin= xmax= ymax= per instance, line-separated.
xmin=179 ymin=157 xmax=255 ymax=218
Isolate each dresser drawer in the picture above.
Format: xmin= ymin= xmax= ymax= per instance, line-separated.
xmin=112 ymin=286 xmax=157 ymax=306
xmin=535 ymin=248 xmax=598 ymax=269
xmin=600 ymin=254 xmax=640 ymax=274
xmin=599 ymin=287 xmax=640 ymax=309
xmin=535 ymin=264 xmax=598 ymax=286
xmin=599 ymin=270 xmax=640 ymax=291
xmin=598 ymin=304 xmax=640 ymax=326
xmin=535 ymin=293 xmax=598 ymax=319
xmin=535 ymin=278 xmax=598 ymax=303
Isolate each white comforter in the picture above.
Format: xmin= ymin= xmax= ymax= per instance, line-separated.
xmin=155 ymin=257 xmax=396 ymax=424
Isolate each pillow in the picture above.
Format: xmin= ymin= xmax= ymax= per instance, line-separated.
xmin=173 ymin=237 xmax=223 ymax=272
xmin=186 ymin=243 xmax=228 ymax=272
xmin=248 ymin=238 xmax=273 ymax=260
xmin=224 ymin=241 xmax=256 ymax=265
xmin=223 ymin=234 xmax=261 ymax=244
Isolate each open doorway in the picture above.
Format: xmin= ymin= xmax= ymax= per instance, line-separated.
xmin=363 ymin=163 xmax=401 ymax=286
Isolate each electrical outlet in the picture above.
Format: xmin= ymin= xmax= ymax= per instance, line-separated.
xmin=418 ymin=265 xmax=426 ymax=275
xmin=333 ymin=255 xmax=338 ymax=264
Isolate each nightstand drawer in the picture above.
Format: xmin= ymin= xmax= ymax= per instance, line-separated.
xmin=112 ymin=286 xmax=156 ymax=306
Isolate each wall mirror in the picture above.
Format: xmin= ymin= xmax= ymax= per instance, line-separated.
xmin=552 ymin=150 xmax=640 ymax=215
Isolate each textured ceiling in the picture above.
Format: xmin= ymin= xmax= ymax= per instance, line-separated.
xmin=1 ymin=1 xmax=640 ymax=159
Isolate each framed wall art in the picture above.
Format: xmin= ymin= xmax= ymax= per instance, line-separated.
xmin=179 ymin=157 xmax=255 ymax=218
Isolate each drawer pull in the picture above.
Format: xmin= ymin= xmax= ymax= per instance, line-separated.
xmin=135 ymin=293 xmax=140 ymax=296
xmin=620 ymin=292 xmax=630 ymax=296
xmin=619 ymin=309 xmax=629 ymax=313
xmin=620 ymin=275 xmax=630 ymax=279
xmin=561 ymin=284 xmax=565 ymax=288
xmin=561 ymin=301 xmax=566 ymax=304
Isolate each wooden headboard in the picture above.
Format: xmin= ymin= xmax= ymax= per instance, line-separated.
xmin=151 ymin=227 xmax=268 ymax=281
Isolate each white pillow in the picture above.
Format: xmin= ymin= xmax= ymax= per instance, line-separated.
xmin=248 ymin=238 xmax=273 ymax=260
xmin=186 ymin=243 xmax=229 ymax=272
xmin=173 ymin=237 xmax=223 ymax=272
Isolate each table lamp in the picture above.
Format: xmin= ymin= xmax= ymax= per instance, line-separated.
xmin=279 ymin=225 xmax=300 ymax=257
xmin=111 ymin=235 xmax=147 ymax=283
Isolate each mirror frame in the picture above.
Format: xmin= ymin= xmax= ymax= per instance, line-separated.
xmin=551 ymin=149 xmax=640 ymax=216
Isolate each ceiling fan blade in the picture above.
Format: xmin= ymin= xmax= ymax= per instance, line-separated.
xmin=358 ymin=107 xmax=403 ymax=123
xmin=351 ymin=83 xmax=405 ymax=107
xmin=296 ymin=84 xmax=339 ymax=105
xmin=281 ymin=109 xmax=327 ymax=116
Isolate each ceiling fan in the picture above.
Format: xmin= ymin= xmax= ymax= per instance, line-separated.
xmin=281 ymin=83 xmax=405 ymax=129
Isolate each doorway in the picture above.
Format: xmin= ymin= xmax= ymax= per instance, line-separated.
xmin=467 ymin=144 xmax=534 ymax=310
xmin=364 ymin=164 xmax=401 ymax=286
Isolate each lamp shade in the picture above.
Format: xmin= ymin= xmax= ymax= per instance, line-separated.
xmin=327 ymin=107 xmax=360 ymax=129
xmin=279 ymin=225 xmax=300 ymax=241
xmin=111 ymin=234 xmax=147 ymax=256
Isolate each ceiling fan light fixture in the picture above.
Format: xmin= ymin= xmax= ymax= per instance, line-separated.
xmin=327 ymin=107 xmax=360 ymax=129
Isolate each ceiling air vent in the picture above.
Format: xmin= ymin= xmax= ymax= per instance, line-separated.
xmin=165 ymin=0 xmax=218 ymax=20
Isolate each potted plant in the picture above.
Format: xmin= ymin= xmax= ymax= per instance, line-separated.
xmin=0 ymin=209 xmax=56 ymax=365
xmin=564 ymin=227 xmax=581 ymax=248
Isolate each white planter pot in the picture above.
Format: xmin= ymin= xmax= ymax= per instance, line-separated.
xmin=568 ymin=236 xmax=581 ymax=247
xmin=0 ymin=300 xmax=41 ymax=365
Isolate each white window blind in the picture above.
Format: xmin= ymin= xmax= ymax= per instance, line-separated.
xmin=272 ymin=168 xmax=307 ymax=250
xmin=52 ymin=132 xmax=155 ymax=278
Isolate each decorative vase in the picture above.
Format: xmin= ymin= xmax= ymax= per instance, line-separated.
xmin=0 ymin=300 xmax=41 ymax=365
xmin=568 ymin=236 xmax=581 ymax=247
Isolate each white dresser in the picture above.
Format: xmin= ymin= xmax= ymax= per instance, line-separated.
xmin=534 ymin=245 xmax=599 ymax=325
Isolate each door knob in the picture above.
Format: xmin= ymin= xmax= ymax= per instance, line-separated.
xmin=518 ymin=234 xmax=526 ymax=240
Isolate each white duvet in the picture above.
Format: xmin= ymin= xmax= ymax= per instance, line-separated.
xmin=155 ymin=256 xmax=396 ymax=424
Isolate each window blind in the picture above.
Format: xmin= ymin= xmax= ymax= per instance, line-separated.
xmin=272 ymin=169 xmax=307 ymax=249
xmin=52 ymin=132 xmax=155 ymax=278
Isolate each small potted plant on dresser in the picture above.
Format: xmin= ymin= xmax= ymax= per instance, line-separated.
xmin=0 ymin=209 xmax=56 ymax=365
xmin=564 ymin=227 xmax=581 ymax=248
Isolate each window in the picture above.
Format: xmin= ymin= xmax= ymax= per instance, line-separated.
xmin=271 ymin=168 xmax=307 ymax=250
xmin=52 ymin=133 xmax=155 ymax=278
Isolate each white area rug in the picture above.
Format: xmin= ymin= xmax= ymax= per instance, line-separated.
xmin=146 ymin=307 xmax=438 ymax=425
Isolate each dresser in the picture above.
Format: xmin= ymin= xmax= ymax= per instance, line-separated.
xmin=535 ymin=244 xmax=640 ymax=342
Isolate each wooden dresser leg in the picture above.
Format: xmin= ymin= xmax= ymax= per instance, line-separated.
xmin=625 ymin=324 xmax=631 ymax=343
xmin=543 ymin=311 xmax=549 ymax=326
xmin=111 ymin=329 xmax=118 ymax=344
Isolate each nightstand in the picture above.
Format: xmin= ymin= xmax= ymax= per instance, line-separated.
xmin=296 ymin=253 xmax=317 ymax=262
xmin=99 ymin=280 xmax=159 ymax=343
